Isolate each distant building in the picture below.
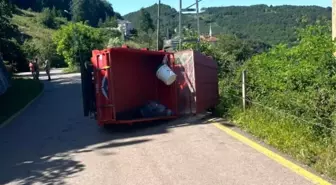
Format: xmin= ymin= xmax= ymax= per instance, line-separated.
xmin=117 ymin=20 xmax=133 ymax=37
xmin=163 ymin=38 xmax=179 ymax=51
xmin=200 ymin=24 xmax=218 ymax=43
xmin=200 ymin=35 xmax=218 ymax=43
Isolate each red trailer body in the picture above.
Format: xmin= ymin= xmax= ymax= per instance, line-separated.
xmin=174 ymin=50 xmax=219 ymax=115
xmin=87 ymin=48 xmax=218 ymax=126
xmin=91 ymin=48 xmax=178 ymax=126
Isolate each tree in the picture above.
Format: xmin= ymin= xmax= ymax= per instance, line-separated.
xmin=0 ymin=0 xmax=15 ymax=40
xmin=107 ymin=37 xmax=122 ymax=48
xmin=136 ymin=8 xmax=156 ymax=48
xmin=124 ymin=4 xmax=331 ymax=46
xmin=71 ymin=0 xmax=86 ymax=23
xmin=139 ymin=8 xmax=154 ymax=34
xmin=53 ymin=23 xmax=103 ymax=68
xmin=0 ymin=0 xmax=27 ymax=72
xmin=98 ymin=18 xmax=103 ymax=27
xmin=71 ymin=0 xmax=118 ymax=27
xmin=244 ymin=22 xmax=336 ymax=135
xmin=99 ymin=16 xmax=118 ymax=28
xmin=10 ymin=0 xmax=72 ymax=11
xmin=51 ymin=6 xmax=57 ymax=17
xmin=129 ymin=28 xmax=138 ymax=37
xmin=137 ymin=29 xmax=157 ymax=49
xmin=39 ymin=7 xmax=56 ymax=28
xmin=22 ymin=37 xmax=66 ymax=68
xmin=98 ymin=27 xmax=122 ymax=47
xmin=22 ymin=39 xmax=39 ymax=60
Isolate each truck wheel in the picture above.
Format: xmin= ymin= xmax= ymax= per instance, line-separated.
xmin=207 ymin=107 xmax=216 ymax=115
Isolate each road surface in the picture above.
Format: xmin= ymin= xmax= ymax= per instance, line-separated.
xmin=0 ymin=70 xmax=317 ymax=185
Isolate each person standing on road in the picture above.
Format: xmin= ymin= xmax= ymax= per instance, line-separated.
xmin=33 ymin=58 xmax=40 ymax=80
xmin=29 ymin=60 xmax=36 ymax=79
xmin=44 ymin=59 xmax=51 ymax=81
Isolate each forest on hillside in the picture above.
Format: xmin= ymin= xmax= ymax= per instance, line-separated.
xmin=124 ymin=4 xmax=331 ymax=45
xmin=1 ymin=0 xmax=333 ymax=72
xmin=10 ymin=0 xmax=122 ymax=26
xmin=1 ymin=0 xmax=123 ymax=71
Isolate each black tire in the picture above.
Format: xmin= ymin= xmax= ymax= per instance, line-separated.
xmin=80 ymin=60 xmax=90 ymax=117
xmin=207 ymin=107 xmax=216 ymax=116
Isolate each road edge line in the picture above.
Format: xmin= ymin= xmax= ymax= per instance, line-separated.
xmin=213 ymin=122 xmax=332 ymax=185
xmin=0 ymin=85 xmax=45 ymax=129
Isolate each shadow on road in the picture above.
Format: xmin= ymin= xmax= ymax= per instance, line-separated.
xmin=0 ymin=75 xmax=213 ymax=185
xmin=13 ymin=69 xmax=72 ymax=79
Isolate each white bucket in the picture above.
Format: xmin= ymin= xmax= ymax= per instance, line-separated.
xmin=156 ymin=64 xmax=177 ymax=86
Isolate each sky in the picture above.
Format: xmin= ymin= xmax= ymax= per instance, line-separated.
xmin=109 ymin=0 xmax=332 ymax=15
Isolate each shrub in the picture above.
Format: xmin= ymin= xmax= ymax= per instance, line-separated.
xmin=39 ymin=8 xmax=55 ymax=28
xmin=243 ymin=21 xmax=336 ymax=136
xmin=53 ymin=23 xmax=103 ymax=68
xmin=107 ymin=37 xmax=122 ymax=48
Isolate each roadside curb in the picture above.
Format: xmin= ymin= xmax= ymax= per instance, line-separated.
xmin=0 ymin=84 xmax=45 ymax=129
xmin=212 ymin=121 xmax=332 ymax=185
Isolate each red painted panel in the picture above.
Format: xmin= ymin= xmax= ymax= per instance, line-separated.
xmin=193 ymin=51 xmax=219 ymax=113
xmin=92 ymin=48 xmax=178 ymax=125
xmin=174 ymin=50 xmax=219 ymax=115
xmin=91 ymin=51 xmax=115 ymax=125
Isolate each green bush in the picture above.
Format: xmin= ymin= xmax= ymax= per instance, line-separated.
xmin=215 ymin=21 xmax=336 ymax=180
xmin=107 ymin=37 xmax=122 ymax=48
xmin=231 ymin=106 xmax=336 ymax=179
xmin=53 ymin=22 xmax=104 ymax=68
xmin=98 ymin=16 xmax=118 ymax=28
xmin=39 ymin=8 xmax=56 ymax=28
xmin=99 ymin=28 xmax=122 ymax=47
xmin=22 ymin=39 xmax=39 ymax=60
xmin=243 ymin=22 xmax=336 ymax=136
xmin=22 ymin=38 xmax=66 ymax=68
xmin=124 ymin=40 xmax=143 ymax=49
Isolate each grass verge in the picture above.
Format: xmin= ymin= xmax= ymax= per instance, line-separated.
xmin=0 ymin=78 xmax=44 ymax=124
xmin=229 ymin=106 xmax=336 ymax=180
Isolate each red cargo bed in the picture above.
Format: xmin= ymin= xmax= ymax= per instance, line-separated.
xmin=174 ymin=50 xmax=219 ymax=115
xmin=91 ymin=48 xmax=178 ymax=126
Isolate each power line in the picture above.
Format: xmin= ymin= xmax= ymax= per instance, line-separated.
xmin=163 ymin=0 xmax=204 ymax=19
xmin=184 ymin=0 xmax=203 ymax=11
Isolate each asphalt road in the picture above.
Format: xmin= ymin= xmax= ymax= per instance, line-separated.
xmin=0 ymin=70 xmax=315 ymax=185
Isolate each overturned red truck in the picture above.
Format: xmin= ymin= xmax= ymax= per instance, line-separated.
xmin=80 ymin=46 xmax=219 ymax=126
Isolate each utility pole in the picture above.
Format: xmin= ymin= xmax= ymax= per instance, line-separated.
xmin=333 ymin=0 xmax=336 ymax=40
xmin=242 ymin=70 xmax=246 ymax=112
xmin=179 ymin=0 xmax=182 ymax=50
xmin=196 ymin=0 xmax=200 ymax=50
xmin=157 ymin=0 xmax=161 ymax=50
xmin=333 ymin=0 xmax=336 ymax=55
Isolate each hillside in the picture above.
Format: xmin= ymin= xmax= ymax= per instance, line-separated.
xmin=10 ymin=9 xmax=70 ymax=69
xmin=11 ymin=0 xmax=122 ymax=27
xmin=11 ymin=9 xmax=67 ymax=41
xmin=124 ymin=4 xmax=331 ymax=45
